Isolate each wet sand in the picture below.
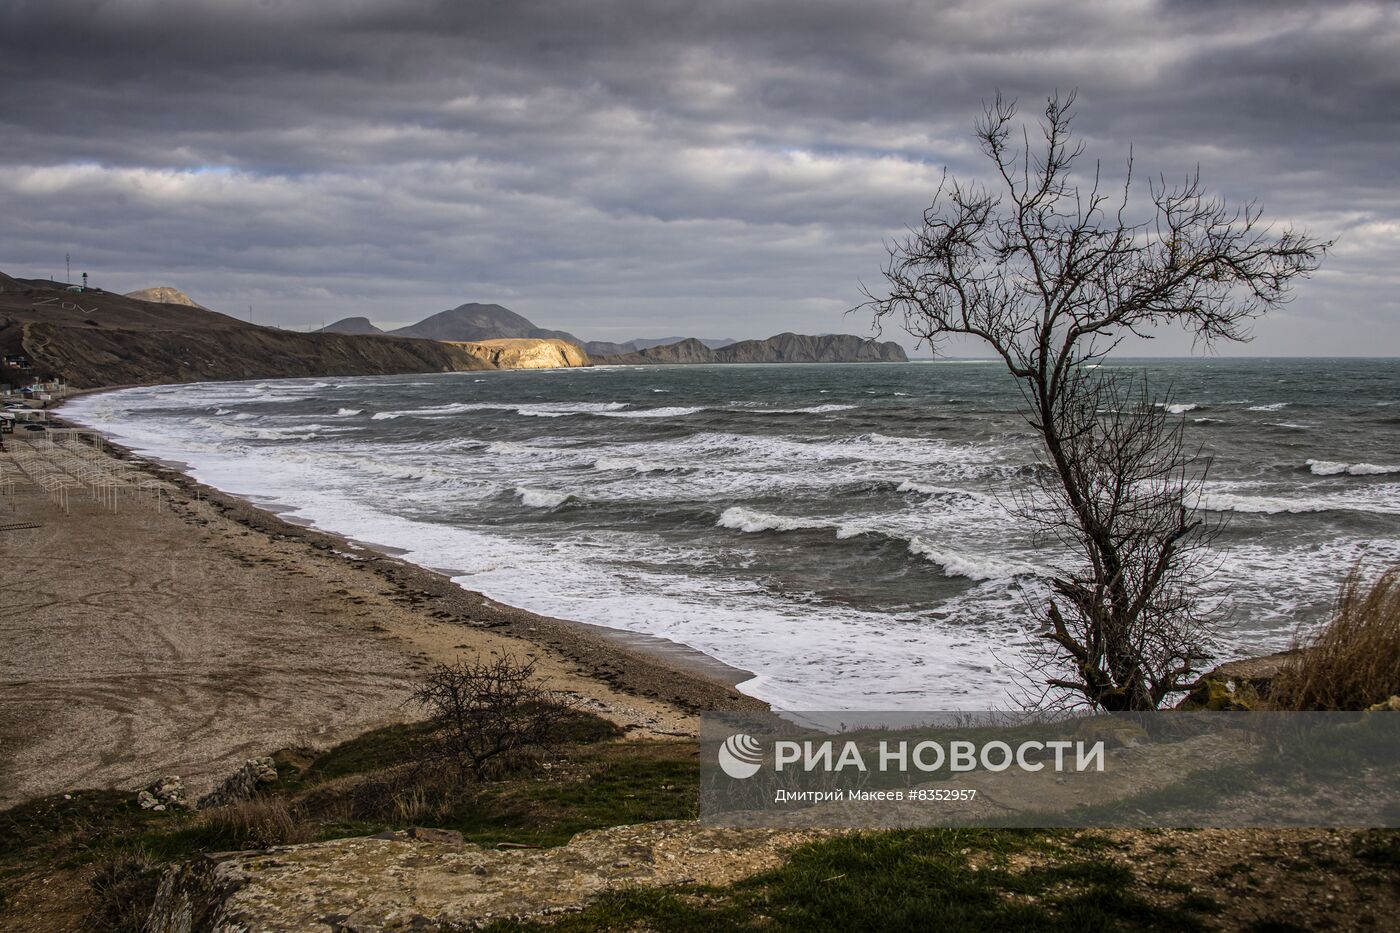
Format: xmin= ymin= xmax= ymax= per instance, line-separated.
xmin=0 ymin=425 xmax=763 ymax=808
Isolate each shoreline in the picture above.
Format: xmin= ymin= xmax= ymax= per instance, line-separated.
xmin=54 ymin=397 xmax=763 ymax=701
xmin=1 ymin=396 xmax=764 ymax=808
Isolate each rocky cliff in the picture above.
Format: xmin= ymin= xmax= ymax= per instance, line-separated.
xmin=123 ymin=286 xmax=208 ymax=309
xmin=449 ymin=337 xmax=591 ymax=369
xmin=599 ymin=332 xmax=907 ymax=365
xmin=0 ymin=276 xmax=493 ymax=389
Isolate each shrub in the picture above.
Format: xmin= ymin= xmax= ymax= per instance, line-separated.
xmin=411 ymin=653 xmax=578 ymax=783
xmin=1270 ymin=564 xmax=1400 ymax=710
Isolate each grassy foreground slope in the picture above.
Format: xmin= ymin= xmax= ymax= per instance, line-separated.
xmin=4 ymin=713 xmax=1397 ymax=932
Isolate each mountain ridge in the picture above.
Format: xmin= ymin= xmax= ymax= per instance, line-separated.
xmin=597 ymin=332 xmax=907 ymax=365
xmin=327 ymin=303 xmax=903 ymax=364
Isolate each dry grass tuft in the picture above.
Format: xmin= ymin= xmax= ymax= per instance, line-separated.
xmin=1270 ymin=564 xmax=1400 ymax=710
xmin=298 ymin=763 xmax=461 ymax=826
xmin=87 ymin=847 xmax=163 ymax=933
xmin=197 ymin=798 xmax=315 ymax=850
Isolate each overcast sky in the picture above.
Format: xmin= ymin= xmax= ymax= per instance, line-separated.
xmin=2 ymin=0 xmax=1396 ymax=355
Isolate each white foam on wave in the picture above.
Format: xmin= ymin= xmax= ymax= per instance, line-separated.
xmin=1201 ymin=492 xmax=1330 ymax=514
xmin=1164 ymin=403 xmax=1198 ymax=414
xmin=1201 ymin=476 xmax=1400 ymax=514
xmin=593 ymin=456 xmax=684 ymax=474
xmin=598 ymin=406 xmax=705 ymax=419
xmin=1349 ymin=463 xmax=1400 ymax=475
xmin=336 ymin=408 xmax=363 ymax=417
xmin=716 ymin=505 xmax=1030 ymax=582
xmin=717 ymin=506 xmax=828 ymax=534
xmin=1307 ymin=459 xmax=1400 ymax=476
xmin=519 ymin=402 xmax=629 ymax=418
xmin=896 ymin=479 xmax=979 ymax=497
xmin=905 ymin=538 xmax=1031 ymax=581
xmin=745 ymin=404 xmax=858 ymax=415
xmin=1249 ymin=402 xmax=1289 ymax=412
xmin=515 ymin=487 xmax=573 ymax=508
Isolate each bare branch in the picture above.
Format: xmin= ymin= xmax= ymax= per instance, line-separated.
xmin=859 ymin=93 xmax=1328 ymax=709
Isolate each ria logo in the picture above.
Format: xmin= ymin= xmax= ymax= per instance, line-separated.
xmin=718 ymin=733 xmax=764 ymax=779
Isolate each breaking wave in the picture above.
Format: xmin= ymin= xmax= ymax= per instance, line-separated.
xmin=1307 ymin=459 xmax=1400 ymax=477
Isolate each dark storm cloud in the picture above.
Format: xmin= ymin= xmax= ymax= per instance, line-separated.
xmin=1 ymin=0 xmax=1396 ymax=352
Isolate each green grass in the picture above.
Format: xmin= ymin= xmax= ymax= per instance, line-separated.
xmin=0 ymin=707 xmax=644 ymax=927
xmin=7 ymin=712 xmax=1392 ymax=932
xmin=486 ymin=829 xmax=1208 ymax=932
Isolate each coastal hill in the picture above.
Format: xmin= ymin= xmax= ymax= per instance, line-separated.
xmin=123 ymin=286 xmax=209 ymax=310
xmin=0 ymin=275 xmax=495 ymax=388
xmin=598 ymin=332 xmax=908 ymax=364
xmin=382 ymin=302 xmax=581 ymax=344
xmin=320 ymin=316 xmax=386 ymax=335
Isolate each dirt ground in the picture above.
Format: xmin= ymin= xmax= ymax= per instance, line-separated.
xmin=0 ymin=430 xmax=760 ymax=807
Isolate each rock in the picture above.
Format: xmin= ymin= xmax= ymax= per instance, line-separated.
xmin=197 ymin=757 xmax=280 ymax=810
xmin=407 ymin=826 xmax=464 ymax=845
xmin=145 ymin=821 xmax=824 ymax=932
xmin=1177 ymin=677 xmax=1255 ymax=711
xmin=1206 ymin=649 xmax=1306 ymax=693
xmin=1176 ymin=648 xmax=1308 ymax=710
xmin=1367 ymin=695 xmax=1400 ymax=712
xmin=139 ymin=775 xmax=189 ymax=811
xmin=124 ymin=286 xmax=208 ymax=310
xmin=447 ymin=337 xmax=591 ymax=369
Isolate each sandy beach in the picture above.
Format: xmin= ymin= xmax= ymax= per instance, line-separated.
xmin=0 ymin=416 xmax=762 ymax=809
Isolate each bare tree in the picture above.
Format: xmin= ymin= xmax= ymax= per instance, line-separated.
xmin=412 ymin=653 xmax=574 ymax=782
xmin=863 ymin=92 xmax=1328 ymax=710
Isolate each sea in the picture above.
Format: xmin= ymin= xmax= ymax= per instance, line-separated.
xmin=64 ymin=358 xmax=1400 ymax=710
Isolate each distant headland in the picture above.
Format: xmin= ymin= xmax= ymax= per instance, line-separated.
xmin=0 ymin=272 xmax=906 ymax=389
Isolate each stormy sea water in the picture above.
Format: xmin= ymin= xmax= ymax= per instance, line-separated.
xmin=66 ymin=358 xmax=1400 ymax=709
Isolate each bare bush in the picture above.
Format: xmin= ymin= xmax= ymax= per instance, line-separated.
xmin=1270 ymin=564 xmax=1400 ymax=710
xmin=411 ymin=653 xmax=575 ymax=782
xmin=862 ymin=92 xmax=1328 ymax=709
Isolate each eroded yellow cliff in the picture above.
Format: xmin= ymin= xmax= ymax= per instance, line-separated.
xmin=448 ymin=337 xmax=591 ymax=369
